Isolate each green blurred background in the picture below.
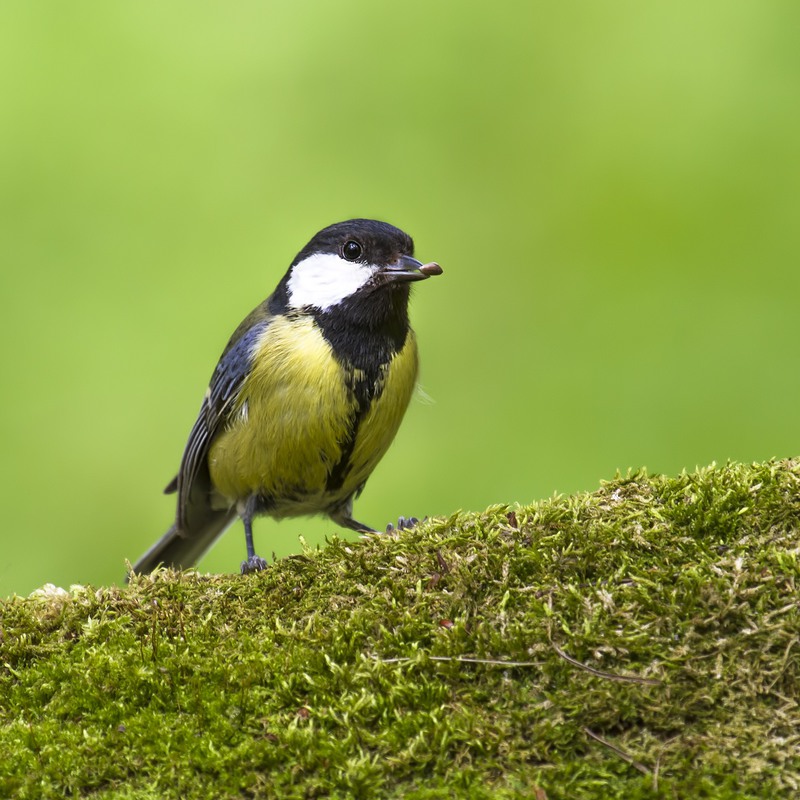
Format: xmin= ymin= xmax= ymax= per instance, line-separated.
xmin=2 ymin=2 xmax=798 ymax=598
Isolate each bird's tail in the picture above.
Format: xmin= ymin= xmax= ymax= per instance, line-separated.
xmin=129 ymin=508 xmax=236 ymax=578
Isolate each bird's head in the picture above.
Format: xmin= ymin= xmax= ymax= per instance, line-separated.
xmin=281 ymin=219 xmax=442 ymax=313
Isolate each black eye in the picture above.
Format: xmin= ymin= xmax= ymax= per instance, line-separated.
xmin=342 ymin=240 xmax=362 ymax=261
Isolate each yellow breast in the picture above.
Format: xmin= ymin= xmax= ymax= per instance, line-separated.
xmin=207 ymin=315 xmax=419 ymax=514
xmin=346 ymin=331 xmax=419 ymax=490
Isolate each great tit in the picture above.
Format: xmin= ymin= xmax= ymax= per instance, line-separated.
xmin=132 ymin=219 xmax=442 ymax=575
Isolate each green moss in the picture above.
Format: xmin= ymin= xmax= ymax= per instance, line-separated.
xmin=2 ymin=459 xmax=800 ymax=799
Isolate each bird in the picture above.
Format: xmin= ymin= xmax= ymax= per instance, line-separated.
xmin=131 ymin=218 xmax=442 ymax=576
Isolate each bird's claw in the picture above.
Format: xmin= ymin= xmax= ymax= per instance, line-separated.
xmin=385 ymin=516 xmax=420 ymax=533
xmin=240 ymin=554 xmax=269 ymax=574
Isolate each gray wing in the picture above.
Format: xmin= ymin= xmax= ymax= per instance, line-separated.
xmin=172 ymin=311 xmax=271 ymax=529
xmin=132 ymin=304 xmax=274 ymax=575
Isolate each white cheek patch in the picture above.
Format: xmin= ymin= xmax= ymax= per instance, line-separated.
xmin=287 ymin=252 xmax=374 ymax=310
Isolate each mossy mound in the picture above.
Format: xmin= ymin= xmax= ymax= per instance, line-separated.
xmin=2 ymin=460 xmax=800 ymax=799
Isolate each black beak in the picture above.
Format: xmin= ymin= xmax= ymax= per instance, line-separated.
xmin=381 ymin=254 xmax=444 ymax=282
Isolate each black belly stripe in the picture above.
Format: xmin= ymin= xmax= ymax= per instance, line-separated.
xmin=313 ymin=286 xmax=411 ymax=494
xmin=324 ymin=364 xmax=385 ymax=492
xmin=325 ymin=420 xmax=359 ymax=491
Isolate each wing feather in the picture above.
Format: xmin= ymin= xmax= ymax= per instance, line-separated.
xmin=171 ymin=304 xmax=272 ymax=529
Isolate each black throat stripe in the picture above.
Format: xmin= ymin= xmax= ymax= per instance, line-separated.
xmin=314 ymin=290 xmax=411 ymax=492
xmin=314 ymin=288 xmax=410 ymax=408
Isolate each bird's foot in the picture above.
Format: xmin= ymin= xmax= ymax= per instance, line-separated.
xmin=385 ymin=516 xmax=420 ymax=533
xmin=240 ymin=554 xmax=269 ymax=575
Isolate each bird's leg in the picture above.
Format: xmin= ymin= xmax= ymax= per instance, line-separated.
xmin=239 ymin=496 xmax=268 ymax=574
xmin=334 ymin=514 xmax=378 ymax=534
xmin=330 ymin=499 xmax=421 ymax=535
xmin=329 ymin=497 xmax=378 ymax=533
